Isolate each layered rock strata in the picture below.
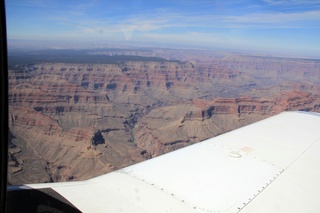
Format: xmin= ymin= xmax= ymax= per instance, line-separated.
xmin=8 ymin=54 xmax=320 ymax=183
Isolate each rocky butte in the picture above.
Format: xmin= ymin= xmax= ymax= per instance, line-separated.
xmin=8 ymin=49 xmax=320 ymax=184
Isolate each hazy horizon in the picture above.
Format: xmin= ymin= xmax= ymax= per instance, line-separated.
xmin=5 ymin=0 xmax=320 ymax=58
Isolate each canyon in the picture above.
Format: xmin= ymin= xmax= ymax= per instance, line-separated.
xmin=8 ymin=49 xmax=320 ymax=184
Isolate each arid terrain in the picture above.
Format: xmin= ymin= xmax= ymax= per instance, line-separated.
xmin=8 ymin=48 xmax=320 ymax=184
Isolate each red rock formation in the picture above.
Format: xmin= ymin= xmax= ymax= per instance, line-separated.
xmin=10 ymin=107 xmax=62 ymax=134
xmin=8 ymin=54 xmax=320 ymax=183
xmin=192 ymin=91 xmax=319 ymax=118
xmin=8 ymin=106 xmax=147 ymax=183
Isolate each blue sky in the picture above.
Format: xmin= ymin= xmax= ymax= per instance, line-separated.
xmin=5 ymin=0 xmax=320 ymax=57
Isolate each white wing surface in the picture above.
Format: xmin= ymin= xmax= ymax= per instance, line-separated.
xmin=9 ymin=111 xmax=320 ymax=213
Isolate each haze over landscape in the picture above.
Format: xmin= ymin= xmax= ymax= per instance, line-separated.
xmin=6 ymin=0 xmax=320 ymax=57
xmin=5 ymin=0 xmax=320 ymax=184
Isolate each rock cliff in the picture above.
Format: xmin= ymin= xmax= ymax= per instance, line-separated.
xmin=8 ymin=52 xmax=320 ymax=183
xmin=135 ymin=91 xmax=320 ymax=157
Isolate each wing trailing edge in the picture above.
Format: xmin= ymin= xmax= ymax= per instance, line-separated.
xmin=8 ymin=111 xmax=320 ymax=213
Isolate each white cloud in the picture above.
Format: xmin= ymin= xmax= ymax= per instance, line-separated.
xmin=220 ymin=10 xmax=320 ymax=27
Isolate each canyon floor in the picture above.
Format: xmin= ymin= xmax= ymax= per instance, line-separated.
xmin=7 ymin=48 xmax=320 ymax=184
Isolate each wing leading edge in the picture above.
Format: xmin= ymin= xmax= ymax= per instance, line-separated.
xmin=8 ymin=111 xmax=320 ymax=212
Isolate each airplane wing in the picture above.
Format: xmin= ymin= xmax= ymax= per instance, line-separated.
xmin=7 ymin=111 xmax=320 ymax=213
